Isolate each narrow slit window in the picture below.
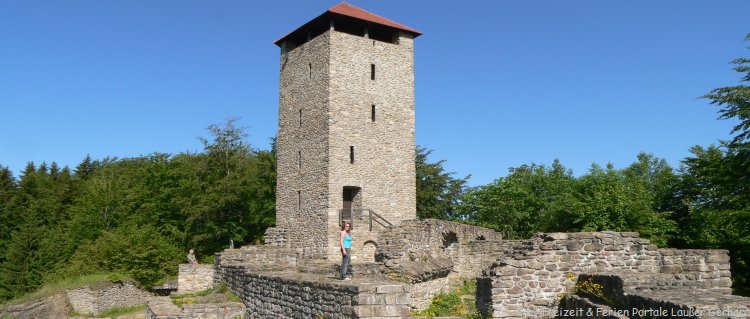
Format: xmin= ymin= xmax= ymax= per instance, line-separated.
xmin=350 ymin=146 xmax=354 ymax=164
xmin=370 ymin=64 xmax=375 ymax=80
xmin=308 ymin=63 xmax=312 ymax=79
xmin=371 ymin=104 xmax=376 ymax=122
xmin=298 ymin=151 xmax=301 ymax=169
xmin=299 ymin=109 xmax=302 ymax=127
xmin=297 ymin=191 xmax=301 ymax=210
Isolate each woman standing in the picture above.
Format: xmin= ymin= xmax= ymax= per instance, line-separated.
xmin=339 ymin=222 xmax=352 ymax=280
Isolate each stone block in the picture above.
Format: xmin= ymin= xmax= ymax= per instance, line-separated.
xmin=353 ymin=305 xmax=410 ymax=317
xmin=660 ymin=265 xmax=682 ymax=274
xmin=353 ymin=293 xmax=384 ymax=305
xmin=384 ymin=293 xmax=410 ymax=305
xmin=706 ymin=253 xmax=730 ymax=263
xmin=375 ymin=285 xmax=403 ymax=294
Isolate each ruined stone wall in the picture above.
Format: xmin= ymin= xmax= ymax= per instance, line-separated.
xmin=374 ymin=219 xmax=504 ymax=310
xmin=177 ymin=264 xmax=215 ymax=294
xmin=66 ymin=282 xmax=152 ymax=316
xmin=410 ymin=276 xmax=450 ymax=310
xmin=219 ymin=265 xmax=410 ymax=318
xmin=214 ymin=246 xmax=298 ymax=285
xmin=480 ymin=232 xmax=734 ymax=318
xmin=376 ymin=219 xmax=503 ymax=276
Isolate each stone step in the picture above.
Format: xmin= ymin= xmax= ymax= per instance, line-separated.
xmin=353 ymin=304 xmax=410 ymax=318
xmin=353 ymin=283 xmax=411 ymax=318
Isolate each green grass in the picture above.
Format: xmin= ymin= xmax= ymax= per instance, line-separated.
xmin=68 ymin=304 xmax=143 ymax=318
xmin=171 ymin=284 xmax=241 ymax=306
xmin=4 ymin=273 xmax=134 ymax=305
xmin=96 ymin=305 xmax=144 ymax=318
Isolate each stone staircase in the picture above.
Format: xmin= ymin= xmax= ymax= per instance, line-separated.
xmin=352 ymin=283 xmax=411 ymax=318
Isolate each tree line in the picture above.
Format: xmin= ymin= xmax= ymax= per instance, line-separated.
xmin=416 ymin=34 xmax=749 ymax=295
xmin=1 ymin=35 xmax=748 ymax=302
xmin=0 ymin=120 xmax=276 ymax=300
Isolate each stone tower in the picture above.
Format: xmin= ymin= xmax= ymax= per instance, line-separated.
xmin=266 ymin=2 xmax=421 ymax=261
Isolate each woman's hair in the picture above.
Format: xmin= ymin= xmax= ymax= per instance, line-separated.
xmin=341 ymin=222 xmax=351 ymax=231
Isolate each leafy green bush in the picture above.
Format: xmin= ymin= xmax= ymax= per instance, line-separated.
xmin=65 ymin=224 xmax=181 ymax=287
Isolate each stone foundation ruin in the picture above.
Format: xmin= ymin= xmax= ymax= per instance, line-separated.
xmin=173 ymin=218 xmax=749 ymax=318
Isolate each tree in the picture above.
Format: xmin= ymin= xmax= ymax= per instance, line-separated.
xmin=74 ymin=154 xmax=98 ymax=180
xmin=415 ymin=146 xmax=469 ymax=220
xmin=702 ymin=33 xmax=750 ymax=145
xmin=675 ymin=33 xmax=750 ymax=294
xmin=183 ymin=118 xmax=275 ymax=254
xmin=0 ymin=166 xmax=18 ymax=243
xmin=459 ymin=160 xmax=579 ymax=239
xmin=678 ymin=144 xmax=750 ymax=293
xmin=574 ymin=163 xmax=676 ymax=246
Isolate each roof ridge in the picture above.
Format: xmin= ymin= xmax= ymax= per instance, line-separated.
xmin=327 ymin=2 xmax=421 ymax=35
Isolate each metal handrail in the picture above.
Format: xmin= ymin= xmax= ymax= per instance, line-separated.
xmin=339 ymin=208 xmax=392 ymax=231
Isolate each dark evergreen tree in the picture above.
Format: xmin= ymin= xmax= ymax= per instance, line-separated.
xmin=415 ymin=146 xmax=469 ymax=220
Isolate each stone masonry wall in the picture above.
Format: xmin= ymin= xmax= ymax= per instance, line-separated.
xmin=66 ymin=282 xmax=152 ymax=316
xmin=325 ymin=29 xmax=417 ymax=262
xmin=481 ymin=232 xmax=733 ymax=318
xmin=375 ymin=219 xmax=504 ymax=310
xmin=275 ymin=26 xmax=420 ymax=262
xmin=177 ymin=264 xmax=215 ymax=294
xmin=410 ymin=276 xmax=450 ymax=310
xmin=214 ymin=245 xmax=299 ymax=286
xmin=219 ymin=264 xmax=410 ymax=318
xmin=273 ymin=29 xmax=332 ymax=258
xmin=377 ymin=219 xmax=503 ymax=277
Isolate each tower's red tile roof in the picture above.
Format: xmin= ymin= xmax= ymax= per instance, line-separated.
xmin=274 ymin=2 xmax=421 ymax=46
xmin=327 ymin=2 xmax=421 ymax=35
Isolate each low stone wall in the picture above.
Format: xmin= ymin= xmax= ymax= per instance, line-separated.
xmin=214 ymin=245 xmax=299 ymax=288
xmin=376 ymin=219 xmax=502 ymax=274
xmin=66 ymin=282 xmax=152 ymax=316
xmin=220 ymin=264 xmax=410 ymax=318
xmin=460 ymin=239 xmax=523 ymax=277
xmin=481 ymin=232 xmax=734 ymax=318
xmin=410 ymin=276 xmax=450 ymax=310
xmin=215 ymin=245 xmax=298 ymax=269
xmin=373 ymin=219 xmax=511 ymax=311
xmin=178 ymin=264 xmax=215 ymax=294
xmin=657 ymin=248 xmax=733 ymax=293
xmin=146 ymin=297 xmax=245 ymax=319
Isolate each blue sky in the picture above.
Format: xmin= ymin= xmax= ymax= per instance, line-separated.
xmin=1 ymin=1 xmax=748 ymax=186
